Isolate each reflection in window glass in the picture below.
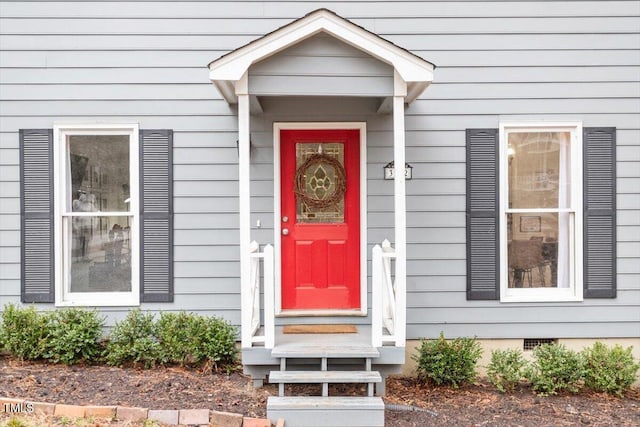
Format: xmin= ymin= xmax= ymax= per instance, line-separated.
xmin=68 ymin=135 xmax=130 ymax=213
xmin=66 ymin=135 xmax=132 ymax=293
xmin=67 ymin=216 xmax=132 ymax=293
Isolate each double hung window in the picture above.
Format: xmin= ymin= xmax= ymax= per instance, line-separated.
xmin=500 ymin=123 xmax=582 ymax=302
xmin=54 ymin=124 xmax=139 ymax=306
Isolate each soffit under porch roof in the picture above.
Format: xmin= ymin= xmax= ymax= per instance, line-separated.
xmin=208 ymin=8 xmax=435 ymax=105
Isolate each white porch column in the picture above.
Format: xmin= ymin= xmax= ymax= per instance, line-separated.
xmin=393 ymin=70 xmax=407 ymax=346
xmin=236 ymin=72 xmax=252 ymax=348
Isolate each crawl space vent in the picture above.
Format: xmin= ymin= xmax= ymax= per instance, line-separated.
xmin=523 ymin=338 xmax=557 ymax=351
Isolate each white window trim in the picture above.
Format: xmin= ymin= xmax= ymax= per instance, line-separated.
xmin=499 ymin=122 xmax=583 ymax=303
xmin=53 ymin=123 xmax=140 ymax=307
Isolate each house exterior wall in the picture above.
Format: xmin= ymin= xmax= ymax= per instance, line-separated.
xmin=249 ymin=33 xmax=394 ymax=97
xmin=0 ymin=1 xmax=638 ymax=338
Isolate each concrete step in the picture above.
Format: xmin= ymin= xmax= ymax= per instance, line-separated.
xmin=271 ymin=344 xmax=379 ymax=359
xmin=268 ymin=370 xmax=382 ymax=384
xmin=267 ymin=396 xmax=384 ymax=427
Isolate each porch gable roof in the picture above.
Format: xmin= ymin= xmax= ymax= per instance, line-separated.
xmin=208 ymin=8 xmax=435 ymax=104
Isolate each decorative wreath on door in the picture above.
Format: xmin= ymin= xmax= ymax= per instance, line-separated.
xmin=294 ymin=153 xmax=346 ymax=209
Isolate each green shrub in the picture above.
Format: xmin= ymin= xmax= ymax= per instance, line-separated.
xmin=157 ymin=311 xmax=199 ymax=365
xmin=43 ymin=308 xmax=105 ymax=365
xmin=105 ymin=309 xmax=161 ymax=368
xmin=106 ymin=310 xmax=237 ymax=371
xmin=582 ymin=342 xmax=640 ymax=397
xmin=0 ymin=304 xmax=49 ymax=360
xmin=487 ymin=349 xmax=528 ymax=393
xmin=157 ymin=311 xmax=238 ymax=370
xmin=412 ymin=332 xmax=482 ymax=388
xmin=525 ymin=343 xmax=584 ymax=395
xmin=191 ymin=315 xmax=238 ymax=371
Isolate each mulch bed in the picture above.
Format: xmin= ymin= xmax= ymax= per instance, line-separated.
xmin=385 ymin=377 xmax=640 ymax=426
xmin=1 ymin=356 xmax=639 ymax=426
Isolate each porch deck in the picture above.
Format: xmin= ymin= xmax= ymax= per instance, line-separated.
xmin=274 ymin=329 xmax=376 ymax=357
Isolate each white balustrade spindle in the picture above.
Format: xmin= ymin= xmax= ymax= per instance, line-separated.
xmin=372 ymin=239 xmax=403 ymax=347
xmin=243 ymin=241 xmax=275 ymax=349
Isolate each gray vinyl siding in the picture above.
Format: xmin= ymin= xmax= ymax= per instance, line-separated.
xmin=0 ymin=130 xmax=21 ymax=307
xmin=249 ymin=34 xmax=394 ymax=97
xmin=0 ymin=1 xmax=638 ymax=338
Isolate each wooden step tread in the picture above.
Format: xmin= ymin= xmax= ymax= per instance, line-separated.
xmin=272 ymin=344 xmax=379 ymax=358
xmin=267 ymin=396 xmax=384 ymax=410
xmin=269 ymin=370 xmax=382 ymax=384
xmin=267 ymin=396 xmax=385 ymax=426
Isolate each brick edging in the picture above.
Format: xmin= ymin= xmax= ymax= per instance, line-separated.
xmin=1 ymin=396 xmax=277 ymax=426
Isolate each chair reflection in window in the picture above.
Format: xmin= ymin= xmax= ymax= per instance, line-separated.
xmin=508 ymin=239 xmax=546 ymax=288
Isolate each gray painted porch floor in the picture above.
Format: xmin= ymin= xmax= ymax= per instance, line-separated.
xmin=272 ymin=325 xmax=373 ymax=348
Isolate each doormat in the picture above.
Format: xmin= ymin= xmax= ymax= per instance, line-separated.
xmin=283 ymin=324 xmax=357 ymax=334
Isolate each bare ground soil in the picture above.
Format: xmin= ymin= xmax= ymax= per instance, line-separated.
xmin=1 ymin=356 xmax=639 ymax=426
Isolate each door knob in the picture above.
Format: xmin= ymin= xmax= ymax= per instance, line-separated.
xmin=282 ymin=228 xmax=289 ymax=236
xmin=282 ymin=216 xmax=289 ymax=223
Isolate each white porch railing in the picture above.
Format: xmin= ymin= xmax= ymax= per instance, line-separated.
xmin=372 ymin=239 xmax=404 ymax=347
xmin=242 ymin=241 xmax=275 ymax=349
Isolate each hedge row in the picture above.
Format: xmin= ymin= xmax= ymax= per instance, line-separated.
xmin=0 ymin=304 xmax=238 ymax=371
xmin=414 ymin=332 xmax=639 ymax=397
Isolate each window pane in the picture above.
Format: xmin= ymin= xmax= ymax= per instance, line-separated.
xmin=295 ymin=142 xmax=345 ymax=223
xmin=68 ymin=135 xmax=130 ymax=212
xmin=68 ymin=215 xmax=132 ymax=293
xmin=508 ymin=132 xmax=571 ymax=209
xmin=507 ymin=212 xmax=570 ymax=289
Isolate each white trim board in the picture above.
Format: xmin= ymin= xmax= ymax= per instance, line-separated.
xmin=273 ymin=122 xmax=368 ymax=317
xmin=53 ymin=123 xmax=140 ymax=307
xmin=209 ymin=9 xmax=433 ymax=104
xmin=498 ymin=121 xmax=583 ymax=303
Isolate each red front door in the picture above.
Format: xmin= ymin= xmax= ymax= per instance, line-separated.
xmin=280 ymin=129 xmax=360 ymax=310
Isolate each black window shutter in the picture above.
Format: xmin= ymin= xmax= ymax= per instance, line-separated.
xmin=583 ymin=127 xmax=616 ymax=298
xmin=20 ymin=129 xmax=54 ymax=303
xmin=466 ymin=129 xmax=500 ymax=300
xmin=140 ymin=129 xmax=174 ymax=302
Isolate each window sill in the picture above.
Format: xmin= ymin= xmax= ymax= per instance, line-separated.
xmin=501 ymin=288 xmax=583 ymax=303
xmin=56 ymin=294 xmax=140 ymax=307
